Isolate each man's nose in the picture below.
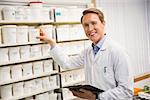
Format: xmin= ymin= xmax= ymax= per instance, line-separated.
xmin=88 ymin=24 xmax=94 ymax=31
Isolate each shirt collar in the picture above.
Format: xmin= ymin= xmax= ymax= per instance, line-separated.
xmin=92 ymin=34 xmax=107 ymax=50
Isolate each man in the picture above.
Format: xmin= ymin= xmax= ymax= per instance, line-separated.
xmin=37 ymin=8 xmax=133 ymax=100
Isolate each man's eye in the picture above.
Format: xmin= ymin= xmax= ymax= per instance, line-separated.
xmin=84 ymin=24 xmax=89 ymax=27
xmin=91 ymin=22 xmax=96 ymax=25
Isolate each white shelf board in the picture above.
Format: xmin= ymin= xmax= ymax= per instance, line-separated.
xmin=0 ymin=56 xmax=52 ymax=66
xmin=0 ymin=70 xmax=58 ymax=85
xmin=0 ymin=86 xmax=60 ymax=100
xmin=0 ymin=20 xmax=54 ymax=25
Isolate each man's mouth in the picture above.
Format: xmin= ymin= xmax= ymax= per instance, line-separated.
xmin=89 ymin=32 xmax=96 ymax=37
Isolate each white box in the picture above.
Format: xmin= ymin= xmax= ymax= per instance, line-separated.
xmin=0 ymin=84 xmax=12 ymax=99
xmin=41 ymin=44 xmax=50 ymax=56
xmin=35 ymin=93 xmax=44 ymax=100
xmin=34 ymin=78 xmax=43 ymax=90
xmin=42 ymin=8 xmax=51 ymax=20
xmin=16 ymin=26 xmax=28 ymax=43
xmin=9 ymin=47 xmax=20 ymax=61
xmin=28 ymin=26 xmax=40 ymax=42
xmin=33 ymin=61 xmax=43 ymax=75
xmin=42 ymin=92 xmax=49 ymax=100
xmin=0 ymin=48 xmax=9 ymax=63
xmin=20 ymin=46 xmax=30 ymax=60
xmin=11 ymin=65 xmax=22 ymax=79
xmin=2 ymin=7 xmax=16 ymax=20
xmin=30 ymin=45 xmax=42 ymax=58
xmin=49 ymin=92 xmax=57 ymax=100
xmin=56 ymin=25 xmax=69 ymax=41
xmin=42 ymin=77 xmax=50 ymax=89
xmin=43 ymin=60 xmax=53 ymax=73
xmin=49 ymin=75 xmax=57 ymax=87
xmin=0 ymin=66 xmax=11 ymax=82
xmin=24 ymin=80 xmax=34 ymax=94
xmin=54 ymin=8 xmax=68 ymax=22
xmin=12 ymin=82 xmax=24 ymax=96
xmin=0 ymin=26 xmax=2 ymax=44
xmin=22 ymin=63 xmax=33 ymax=77
xmin=1 ymin=25 xmax=17 ymax=44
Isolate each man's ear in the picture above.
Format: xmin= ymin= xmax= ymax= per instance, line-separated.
xmin=102 ymin=21 xmax=105 ymax=26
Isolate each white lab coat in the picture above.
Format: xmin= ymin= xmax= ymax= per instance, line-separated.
xmin=49 ymin=35 xmax=134 ymax=100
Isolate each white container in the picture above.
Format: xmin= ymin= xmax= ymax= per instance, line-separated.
xmin=0 ymin=84 xmax=12 ymax=99
xmin=35 ymin=94 xmax=44 ymax=100
xmin=30 ymin=45 xmax=42 ymax=58
xmin=49 ymin=75 xmax=57 ymax=87
xmin=33 ymin=61 xmax=43 ymax=75
xmin=29 ymin=2 xmax=43 ymax=8
xmin=1 ymin=25 xmax=17 ymax=44
xmin=0 ymin=26 xmax=2 ymax=44
xmin=20 ymin=46 xmax=30 ymax=60
xmin=11 ymin=65 xmax=22 ymax=79
xmin=28 ymin=26 xmax=40 ymax=42
xmin=49 ymin=92 xmax=57 ymax=100
xmin=15 ymin=7 xmax=25 ymax=20
xmin=56 ymin=25 xmax=69 ymax=41
xmin=2 ymin=7 xmax=16 ymax=20
xmin=42 ymin=8 xmax=50 ymax=20
xmin=24 ymin=7 xmax=32 ymax=20
xmin=22 ymin=63 xmax=33 ymax=77
xmin=17 ymin=26 xmax=28 ymax=43
xmin=42 ymin=92 xmax=49 ymax=100
xmin=0 ymin=48 xmax=9 ymax=63
xmin=13 ymin=82 xmax=24 ymax=96
xmin=34 ymin=78 xmax=43 ymax=90
xmin=0 ymin=9 xmax=2 ymax=20
xmin=43 ymin=60 xmax=53 ymax=73
xmin=0 ymin=66 xmax=11 ymax=82
xmin=42 ymin=44 xmax=50 ymax=56
xmin=40 ymin=25 xmax=53 ymax=39
xmin=24 ymin=80 xmax=34 ymax=94
xmin=9 ymin=47 xmax=20 ymax=61
xmin=30 ymin=7 xmax=42 ymax=20
xmin=54 ymin=8 xmax=68 ymax=22
xmin=42 ymin=77 xmax=50 ymax=89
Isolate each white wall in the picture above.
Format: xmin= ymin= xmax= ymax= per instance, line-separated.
xmin=96 ymin=0 xmax=150 ymax=78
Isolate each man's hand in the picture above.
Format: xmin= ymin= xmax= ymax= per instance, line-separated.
xmin=71 ymin=88 xmax=96 ymax=100
xmin=36 ymin=28 xmax=56 ymax=46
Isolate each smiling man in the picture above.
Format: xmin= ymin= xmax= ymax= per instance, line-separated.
xmin=37 ymin=8 xmax=134 ymax=100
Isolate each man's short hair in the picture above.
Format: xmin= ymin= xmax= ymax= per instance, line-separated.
xmin=81 ymin=8 xmax=105 ymax=23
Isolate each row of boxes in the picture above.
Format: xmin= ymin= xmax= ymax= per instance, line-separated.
xmin=24 ymin=91 xmax=59 ymax=100
xmin=61 ymin=69 xmax=85 ymax=87
xmin=59 ymin=40 xmax=91 ymax=55
xmin=0 ymin=75 xmax=58 ymax=99
xmin=56 ymin=25 xmax=87 ymax=41
xmin=1 ymin=5 xmax=53 ymax=21
xmin=0 ymin=24 xmax=87 ymax=45
xmin=0 ymin=60 xmax=53 ymax=82
xmin=0 ymin=25 xmax=53 ymax=44
xmin=0 ymin=44 xmax=50 ymax=63
xmin=0 ymin=5 xmax=85 ymax=22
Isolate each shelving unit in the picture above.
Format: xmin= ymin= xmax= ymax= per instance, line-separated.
xmin=0 ymin=0 xmax=91 ymax=99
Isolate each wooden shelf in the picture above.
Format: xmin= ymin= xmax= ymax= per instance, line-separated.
xmin=134 ymin=72 xmax=150 ymax=82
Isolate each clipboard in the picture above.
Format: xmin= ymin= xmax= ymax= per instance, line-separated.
xmin=64 ymin=85 xmax=104 ymax=94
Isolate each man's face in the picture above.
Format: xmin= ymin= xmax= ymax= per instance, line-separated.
xmin=82 ymin=13 xmax=105 ymax=44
